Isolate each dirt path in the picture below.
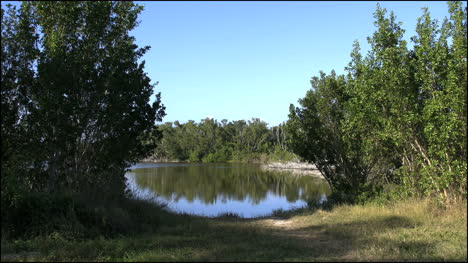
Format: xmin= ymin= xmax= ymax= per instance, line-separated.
xmin=251 ymin=216 xmax=350 ymax=260
xmin=254 ymin=217 xmax=319 ymax=242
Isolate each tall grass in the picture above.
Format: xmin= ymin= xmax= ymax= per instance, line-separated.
xmin=2 ymin=197 xmax=465 ymax=261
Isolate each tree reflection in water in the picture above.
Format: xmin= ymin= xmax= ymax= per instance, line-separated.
xmin=128 ymin=163 xmax=330 ymax=214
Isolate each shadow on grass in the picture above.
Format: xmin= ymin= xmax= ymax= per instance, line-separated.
xmin=6 ymin=210 xmax=463 ymax=262
xmin=187 ymin=215 xmax=441 ymax=262
xmin=124 ymin=214 xmax=449 ymax=261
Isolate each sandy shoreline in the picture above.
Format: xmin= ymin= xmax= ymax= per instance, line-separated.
xmin=260 ymin=162 xmax=323 ymax=177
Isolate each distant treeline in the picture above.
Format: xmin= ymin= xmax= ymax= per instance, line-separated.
xmin=287 ymin=2 xmax=467 ymax=203
xmin=149 ymin=118 xmax=297 ymax=163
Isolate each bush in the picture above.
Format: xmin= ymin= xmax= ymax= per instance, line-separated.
xmin=1 ymin=189 xmax=165 ymax=240
xmin=189 ymin=150 xmax=201 ymax=162
xmin=1 ymin=190 xmax=76 ymax=238
xmin=267 ymin=146 xmax=299 ymax=163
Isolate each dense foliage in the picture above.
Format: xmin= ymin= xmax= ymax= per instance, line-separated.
xmin=288 ymin=2 xmax=467 ymax=203
xmin=149 ymin=118 xmax=295 ymax=163
xmin=1 ymin=1 xmax=165 ymax=236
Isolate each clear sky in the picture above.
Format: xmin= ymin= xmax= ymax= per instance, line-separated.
xmin=2 ymin=1 xmax=463 ymax=127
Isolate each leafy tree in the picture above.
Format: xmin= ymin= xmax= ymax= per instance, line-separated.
xmin=407 ymin=2 xmax=467 ymax=198
xmin=1 ymin=1 xmax=165 ymax=196
xmin=343 ymin=5 xmax=414 ymax=192
xmin=1 ymin=2 xmax=42 ymax=195
xmin=288 ymin=2 xmax=466 ymax=203
xmin=287 ymin=71 xmax=374 ymax=201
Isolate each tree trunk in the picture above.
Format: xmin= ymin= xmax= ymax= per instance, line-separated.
xmin=47 ymin=151 xmax=57 ymax=192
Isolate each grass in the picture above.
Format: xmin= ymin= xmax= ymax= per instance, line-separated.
xmin=1 ymin=197 xmax=466 ymax=262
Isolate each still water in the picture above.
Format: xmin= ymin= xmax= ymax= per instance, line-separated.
xmin=126 ymin=162 xmax=330 ymax=218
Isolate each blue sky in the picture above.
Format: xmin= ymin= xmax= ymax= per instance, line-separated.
xmin=2 ymin=1 xmax=462 ymax=127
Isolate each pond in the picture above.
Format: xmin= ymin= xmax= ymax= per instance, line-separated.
xmin=126 ymin=162 xmax=331 ymax=218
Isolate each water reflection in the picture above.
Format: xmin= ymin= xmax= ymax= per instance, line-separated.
xmin=126 ymin=163 xmax=330 ymax=218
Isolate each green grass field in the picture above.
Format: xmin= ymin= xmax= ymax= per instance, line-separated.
xmin=2 ymin=198 xmax=466 ymax=262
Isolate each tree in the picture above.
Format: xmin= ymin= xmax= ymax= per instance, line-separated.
xmin=343 ymin=5 xmax=413 ymax=192
xmin=407 ymin=2 xmax=467 ymax=198
xmin=287 ymin=71 xmax=374 ymax=202
xmin=288 ymin=2 xmax=467 ymax=202
xmin=1 ymin=1 xmax=165 ymax=196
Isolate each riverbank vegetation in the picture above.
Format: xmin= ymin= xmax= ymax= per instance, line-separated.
xmin=1 ymin=1 xmax=466 ymax=262
xmin=147 ymin=118 xmax=297 ymax=163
